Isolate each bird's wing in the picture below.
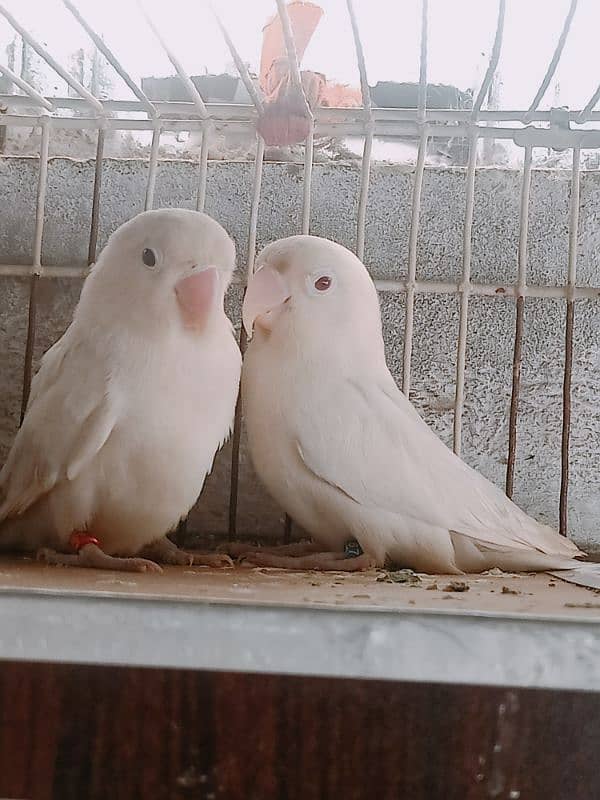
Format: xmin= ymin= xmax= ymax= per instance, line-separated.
xmin=294 ymin=373 xmax=578 ymax=557
xmin=0 ymin=327 xmax=118 ymax=519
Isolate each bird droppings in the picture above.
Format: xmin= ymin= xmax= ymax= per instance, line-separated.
xmin=502 ymin=585 xmax=520 ymax=595
xmin=377 ymin=569 xmax=422 ymax=585
xmin=548 ymin=582 xmax=556 ymax=587
xmin=443 ymin=581 xmax=470 ymax=592
xmin=484 ymin=568 xmax=535 ymax=578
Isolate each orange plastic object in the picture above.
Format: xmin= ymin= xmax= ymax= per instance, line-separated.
xmin=259 ymin=1 xmax=324 ymax=97
xmin=256 ymin=1 xmax=362 ymax=145
xmin=321 ymin=83 xmax=363 ymax=108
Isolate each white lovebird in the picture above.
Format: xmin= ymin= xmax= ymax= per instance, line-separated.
xmin=0 ymin=209 xmax=241 ymax=572
xmin=239 ymin=234 xmax=585 ymax=573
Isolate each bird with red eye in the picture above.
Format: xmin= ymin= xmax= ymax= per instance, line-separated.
xmin=314 ymin=275 xmax=332 ymax=291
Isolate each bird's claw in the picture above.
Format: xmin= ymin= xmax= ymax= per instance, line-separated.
xmin=36 ymin=546 xmax=164 ymax=574
xmin=126 ymin=557 xmax=164 ymax=574
xmin=189 ymin=552 xmax=234 ymax=568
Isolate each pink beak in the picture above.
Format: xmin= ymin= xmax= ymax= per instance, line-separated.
xmin=242 ymin=265 xmax=291 ymax=338
xmin=175 ymin=267 xmax=219 ymax=331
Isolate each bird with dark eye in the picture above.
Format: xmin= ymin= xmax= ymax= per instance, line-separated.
xmin=142 ymin=248 xmax=156 ymax=267
xmin=314 ymin=275 xmax=332 ymax=291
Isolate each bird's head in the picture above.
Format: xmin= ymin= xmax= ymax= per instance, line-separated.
xmin=242 ymin=235 xmax=383 ymax=359
xmin=81 ymin=208 xmax=236 ymax=338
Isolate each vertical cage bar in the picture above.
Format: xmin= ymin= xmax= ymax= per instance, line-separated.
xmin=346 ymin=0 xmax=373 ymax=262
xmin=228 ymin=135 xmax=265 ymax=540
xmin=144 ymin=121 xmax=161 ymax=211
xmin=140 ymin=1 xmax=199 ymax=545
xmin=87 ymin=125 xmax=105 ymax=265
xmin=559 ymin=146 xmax=580 ymax=537
xmin=355 ymin=129 xmax=373 ymax=261
xmin=211 ymin=3 xmax=269 ymax=543
xmin=402 ymin=130 xmax=427 ymax=396
xmin=453 ymin=131 xmax=478 ymax=456
xmin=20 ymin=117 xmax=50 ymax=420
xmin=31 ymin=122 xmax=50 ymax=270
xmin=274 ymin=0 xmax=319 ymax=544
xmin=301 ymin=119 xmax=314 ymax=235
xmin=505 ymin=145 xmax=532 ymax=498
xmin=195 ymin=120 xmax=210 ymax=213
xmin=454 ymin=0 xmax=505 ymax=456
xmin=288 ymin=106 xmax=315 ymax=540
xmin=402 ymin=0 xmax=428 ymax=396
xmin=21 ymin=277 xmax=40 ymax=422
xmin=0 ymin=105 xmax=5 ymax=154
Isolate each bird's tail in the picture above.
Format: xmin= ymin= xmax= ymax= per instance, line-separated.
xmin=452 ymin=529 xmax=600 ymax=588
xmin=450 ymin=530 xmax=587 ymax=574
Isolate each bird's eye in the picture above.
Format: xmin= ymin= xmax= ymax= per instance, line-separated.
xmin=314 ymin=275 xmax=332 ymax=291
xmin=142 ymin=248 xmax=156 ymax=268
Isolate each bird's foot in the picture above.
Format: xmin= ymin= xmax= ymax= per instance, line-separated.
xmin=218 ymin=540 xmax=321 ymax=559
xmin=141 ymin=536 xmax=233 ymax=568
xmin=189 ymin=552 xmax=234 ymax=568
xmin=240 ymin=551 xmax=377 ymax=572
xmin=37 ymin=543 xmax=163 ymax=573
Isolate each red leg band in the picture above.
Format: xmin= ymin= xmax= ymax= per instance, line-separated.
xmin=69 ymin=531 xmax=100 ymax=552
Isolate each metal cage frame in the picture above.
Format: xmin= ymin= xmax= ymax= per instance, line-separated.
xmin=0 ymin=0 xmax=599 ymax=542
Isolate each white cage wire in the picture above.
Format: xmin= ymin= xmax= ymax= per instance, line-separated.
xmin=0 ymin=0 xmax=599 ymax=545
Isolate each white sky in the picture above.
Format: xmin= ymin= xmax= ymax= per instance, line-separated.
xmin=0 ymin=0 xmax=598 ymax=110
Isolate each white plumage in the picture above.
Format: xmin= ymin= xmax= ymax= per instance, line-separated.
xmin=240 ymin=234 xmax=585 ymax=573
xmin=0 ymin=208 xmax=241 ymax=572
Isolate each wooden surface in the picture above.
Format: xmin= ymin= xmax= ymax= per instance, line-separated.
xmin=0 ymin=662 xmax=598 ymax=800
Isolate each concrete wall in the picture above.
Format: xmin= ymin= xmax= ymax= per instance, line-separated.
xmin=1 ymin=156 xmax=599 ymax=549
